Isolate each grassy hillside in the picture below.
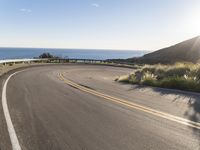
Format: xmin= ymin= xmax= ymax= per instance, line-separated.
xmin=128 ymin=36 xmax=200 ymax=64
xmin=116 ymin=62 xmax=200 ymax=93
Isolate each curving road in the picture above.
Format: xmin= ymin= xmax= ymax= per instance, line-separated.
xmin=0 ymin=64 xmax=200 ymax=150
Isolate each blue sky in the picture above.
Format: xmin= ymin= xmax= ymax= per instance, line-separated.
xmin=0 ymin=0 xmax=200 ymax=50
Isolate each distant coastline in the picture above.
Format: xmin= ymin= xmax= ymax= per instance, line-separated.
xmin=0 ymin=47 xmax=149 ymax=60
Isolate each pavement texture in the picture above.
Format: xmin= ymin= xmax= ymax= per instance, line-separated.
xmin=0 ymin=64 xmax=200 ymax=150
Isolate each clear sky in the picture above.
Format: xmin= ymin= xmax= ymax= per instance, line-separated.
xmin=0 ymin=0 xmax=200 ymax=50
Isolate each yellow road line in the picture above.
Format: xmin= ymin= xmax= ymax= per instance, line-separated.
xmin=58 ymin=73 xmax=200 ymax=130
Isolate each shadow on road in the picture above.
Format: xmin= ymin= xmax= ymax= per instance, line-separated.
xmin=131 ymin=85 xmax=200 ymax=149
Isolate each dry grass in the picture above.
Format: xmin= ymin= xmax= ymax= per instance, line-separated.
xmin=117 ymin=62 xmax=200 ymax=92
xmin=0 ymin=62 xmax=49 ymax=76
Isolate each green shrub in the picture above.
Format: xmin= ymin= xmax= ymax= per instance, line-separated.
xmin=195 ymin=68 xmax=200 ymax=81
xmin=164 ymin=67 xmax=190 ymax=77
xmin=142 ymin=78 xmax=158 ymax=86
xmin=158 ymin=77 xmax=200 ymax=92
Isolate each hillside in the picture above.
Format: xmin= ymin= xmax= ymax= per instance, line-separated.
xmin=128 ymin=36 xmax=200 ymax=64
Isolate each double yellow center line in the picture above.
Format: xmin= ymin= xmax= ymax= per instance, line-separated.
xmin=58 ymin=73 xmax=200 ymax=130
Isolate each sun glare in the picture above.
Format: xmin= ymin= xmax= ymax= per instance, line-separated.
xmin=186 ymin=8 xmax=200 ymax=34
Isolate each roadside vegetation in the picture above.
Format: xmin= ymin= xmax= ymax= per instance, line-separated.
xmin=0 ymin=63 xmax=33 ymax=76
xmin=116 ymin=62 xmax=200 ymax=92
xmin=39 ymin=52 xmax=60 ymax=59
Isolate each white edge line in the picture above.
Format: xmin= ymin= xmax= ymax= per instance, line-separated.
xmin=2 ymin=71 xmax=23 ymax=150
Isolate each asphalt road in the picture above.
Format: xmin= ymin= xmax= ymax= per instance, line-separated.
xmin=1 ymin=64 xmax=200 ymax=150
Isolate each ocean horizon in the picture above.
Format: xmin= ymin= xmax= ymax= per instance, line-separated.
xmin=0 ymin=47 xmax=149 ymax=60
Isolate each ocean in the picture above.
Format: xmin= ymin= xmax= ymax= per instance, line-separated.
xmin=0 ymin=48 xmax=148 ymax=60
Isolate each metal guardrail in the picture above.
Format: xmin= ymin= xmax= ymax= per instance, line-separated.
xmin=0 ymin=58 xmax=138 ymax=69
xmin=0 ymin=58 xmax=105 ymax=65
xmin=0 ymin=59 xmax=42 ymax=64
